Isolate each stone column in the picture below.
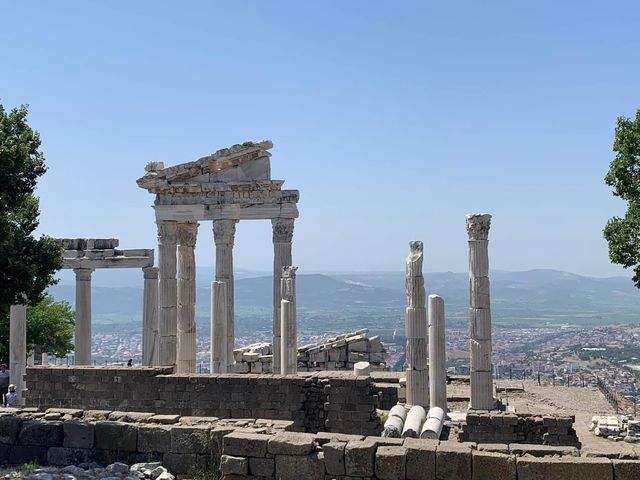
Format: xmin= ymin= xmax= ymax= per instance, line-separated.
xmin=272 ymin=218 xmax=294 ymax=374
xmin=213 ymin=219 xmax=237 ymax=368
xmin=157 ymin=221 xmax=178 ymax=367
xmin=211 ymin=281 xmax=228 ymax=373
xmin=73 ymin=268 xmax=94 ymax=365
xmin=280 ymin=266 xmax=298 ymax=375
xmin=142 ymin=267 xmax=159 ymax=366
xmin=176 ymin=222 xmax=198 ymax=374
xmin=9 ymin=305 xmax=26 ymax=403
xmin=466 ymin=213 xmax=494 ymax=410
xmin=405 ymin=241 xmax=429 ymax=408
xmin=429 ymin=294 xmax=447 ymax=411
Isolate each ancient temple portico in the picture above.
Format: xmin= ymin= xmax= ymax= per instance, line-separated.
xmin=137 ymin=140 xmax=299 ymax=373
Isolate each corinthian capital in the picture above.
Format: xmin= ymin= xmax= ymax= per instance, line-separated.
xmin=157 ymin=221 xmax=178 ymax=244
xmin=213 ymin=219 xmax=237 ymax=245
xmin=177 ymin=222 xmax=198 ymax=247
xmin=466 ymin=213 xmax=492 ymax=241
xmin=272 ymin=218 xmax=294 ymax=243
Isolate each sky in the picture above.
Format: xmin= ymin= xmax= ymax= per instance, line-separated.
xmin=1 ymin=1 xmax=639 ymax=277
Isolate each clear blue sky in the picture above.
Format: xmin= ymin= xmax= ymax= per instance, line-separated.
xmin=1 ymin=1 xmax=638 ymax=277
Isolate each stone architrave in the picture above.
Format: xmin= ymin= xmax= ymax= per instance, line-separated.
xmin=142 ymin=266 xmax=159 ymax=366
xmin=157 ymin=222 xmax=178 ymax=367
xmin=214 ymin=219 xmax=237 ymax=368
xmin=272 ymin=219 xmax=294 ymax=374
xmin=405 ymin=241 xmax=429 ymax=408
xmin=176 ymin=222 xmax=198 ymax=374
xmin=73 ymin=268 xmax=94 ymax=365
xmin=211 ymin=281 xmax=228 ymax=373
xmin=9 ymin=304 xmax=27 ymax=403
xmin=428 ymin=294 xmax=447 ymax=411
xmin=280 ymin=266 xmax=298 ymax=375
xmin=466 ymin=213 xmax=494 ymax=410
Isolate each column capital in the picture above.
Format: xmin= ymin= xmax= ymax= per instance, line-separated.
xmin=143 ymin=266 xmax=159 ymax=279
xmin=466 ymin=213 xmax=492 ymax=241
xmin=213 ymin=219 xmax=237 ymax=246
xmin=73 ymin=268 xmax=94 ymax=280
xmin=157 ymin=221 xmax=178 ymax=244
xmin=177 ymin=222 xmax=198 ymax=247
xmin=272 ymin=218 xmax=294 ymax=243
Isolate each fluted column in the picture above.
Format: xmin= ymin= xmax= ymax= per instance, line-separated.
xmin=272 ymin=218 xmax=294 ymax=374
xmin=211 ymin=281 xmax=228 ymax=373
xmin=280 ymin=266 xmax=298 ymax=375
xmin=176 ymin=222 xmax=198 ymax=374
xmin=429 ymin=294 xmax=447 ymax=411
xmin=466 ymin=213 xmax=494 ymax=410
xmin=157 ymin=221 xmax=178 ymax=367
xmin=74 ymin=268 xmax=94 ymax=365
xmin=405 ymin=241 xmax=429 ymax=408
xmin=142 ymin=267 xmax=159 ymax=366
xmin=9 ymin=305 xmax=26 ymax=404
xmin=213 ymin=219 xmax=237 ymax=368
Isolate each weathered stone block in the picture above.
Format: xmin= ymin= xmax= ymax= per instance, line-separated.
xmin=95 ymin=421 xmax=137 ymax=452
xmin=47 ymin=446 xmax=92 ymax=465
xmin=404 ymin=437 xmax=436 ymax=480
xmin=344 ymin=439 xmax=376 ymax=477
xmin=472 ymin=450 xmax=516 ymax=480
xmin=376 ymin=445 xmax=406 ymax=480
xmin=275 ymin=453 xmax=323 ymax=480
xmin=613 ymin=459 xmax=640 ymax=480
xmin=268 ymin=432 xmax=315 ymax=455
xmin=509 ymin=443 xmax=578 ymax=457
xmin=517 ymin=456 xmax=613 ymax=480
xmin=63 ymin=419 xmax=94 ymax=448
xmin=436 ymin=442 xmax=472 ymax=480
xmin=323 ymin=441 xmax=346 ymax=476
xmin=9 ymin=445 xmax=47 ymax=465
xmin=18 ymin=420 xmax=63 ymax=447
xmin=170 ymin=425 xmax=210 ymax=454
xmin=249 ymin=457 xmax=274 ymax=476
xmin=162 ymin=452 xmax=196 ymax=474
xmin=220 ymin=454 xmax=249 ymax=475
xmin=223 ymin=431 xmax=268 ymax=457
xmin=138 ymin=424 xmax=171 ymax=453
xmin=0 ymin=415 xmax=21 ymax=444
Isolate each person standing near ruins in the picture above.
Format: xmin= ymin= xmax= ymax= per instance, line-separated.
xmin=4 ymin=384 xmax=18 ymax=408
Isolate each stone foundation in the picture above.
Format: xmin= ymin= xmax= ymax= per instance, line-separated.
xmin=24 ymin=367 xmax=381 ymax=436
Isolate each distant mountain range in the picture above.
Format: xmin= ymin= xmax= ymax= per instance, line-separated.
xmin=47 ymin=269 xmax=640 ymax=331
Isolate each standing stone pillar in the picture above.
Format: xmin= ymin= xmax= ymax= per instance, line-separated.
xmin=142 ymin=267 xmax=159 ymax=366
xmin=176 ymin=222 xmax=198 ymax=374
xmin=211 ymin=281 xmax=228 ymax=373
xmin=280 ymin=266 xmax=298 ymax=375
xmin=466 ymin=213 xmax=494 ymax=410
xmin=272 ymin=218 xmax=294 ymax=374
xmin=213 ymin=219 xmax=237 ymax=368
xmin=405 ymin=241 xmax=429 ymax=408
xmin=157 ymin=221 xmax=178 ymax=367
xmin=428 ymin=294 xmax=447 ymax=411
xmin=9 ymin=305 xmax=26 ymax=403
xmin=73 ymin=268 xmax=94 ymax=365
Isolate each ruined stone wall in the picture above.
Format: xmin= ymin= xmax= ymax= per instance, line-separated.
xmin=24 ymin=367 xmax=381 ymax=436
xmin=458 ymin=411 xmax=581 ymax=447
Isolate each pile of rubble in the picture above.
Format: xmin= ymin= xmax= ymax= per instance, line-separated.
xmin=589 ymin=415 xmax=640 ymax=442
xmin=1 ymin=462 xmax=175 ymax=480
xmin=231 ymin=329 xmax=387 ymax=374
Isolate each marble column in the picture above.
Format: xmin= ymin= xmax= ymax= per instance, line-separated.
xmin=211 ymin=281 xmax=228 ymax=373
xmin=9 ymin=305 xmax=26 ymax=403
xmin=429 ymin=294 xmax=447 ymax=411
xmin=157 ymin=221 xmax=178 ymax=367
xmin=272 ymin=218 xmax=294 ymax=374
xmin=405 ymin=241 xmax=429 ymax=408
xmin=74 ymin=268 xmax=94 ymax=365
xmin=142 ymin=266 xmax=159 ymax=366
xmin=213 ymin=219 xmax=237 ymax=368
xmin=176 ymin=222 xmax=198 ymax=374
xmin=280 ymin=266 xmax=298 ymax=375
xmin=466 ymin=213 xmax=494 ymax=410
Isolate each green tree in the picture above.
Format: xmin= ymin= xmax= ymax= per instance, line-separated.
xmin=604 ymin=109 xmax=640 ymax=287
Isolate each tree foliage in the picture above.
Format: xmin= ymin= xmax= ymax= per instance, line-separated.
xmin=604 ymin=109 xmax=640 ymax=287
